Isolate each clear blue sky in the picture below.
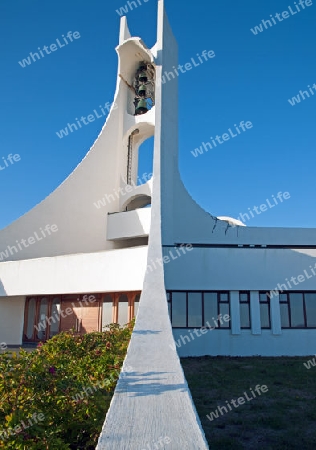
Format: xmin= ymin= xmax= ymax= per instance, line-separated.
xmin=0 ymin=0 xmax=315 ymax=230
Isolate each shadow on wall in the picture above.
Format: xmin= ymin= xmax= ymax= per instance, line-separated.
xmin=133 ymin=329 xmax=161 ymax=335
xmin=125 ymin=195 xmax=151 ymax=211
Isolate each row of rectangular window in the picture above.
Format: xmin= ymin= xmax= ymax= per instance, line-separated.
xmin=279 ymin=292 xmax=316 ymax=328
xmin=239 ymin=292 xmax=271 ymax=329
xmin=167 ymin=291 xmax=230 ymax=328
xmin=167 ymin=291 xmax=316 ymax=329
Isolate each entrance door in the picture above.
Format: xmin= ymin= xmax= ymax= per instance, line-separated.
xmin=59 ymin=297 xmax=101 ymax=334
xmin=24 ymin=292 xmax=139 ymax=341
xmin=23 ymin=296 xmax=62 ymax=342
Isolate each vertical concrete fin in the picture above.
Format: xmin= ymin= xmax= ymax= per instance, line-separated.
xmin=96 ymin=3 xmax=209 ymax=449
xmin=155 ymin=0 xmax=179 ymax=243
xmin=119 ymin=16 xmax=131 ymax=44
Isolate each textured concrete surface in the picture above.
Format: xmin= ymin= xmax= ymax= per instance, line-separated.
xmin=96 ymin=2 xmax=209 ymax=448
xmin=96 ymin=285 xmax=209 ymax=449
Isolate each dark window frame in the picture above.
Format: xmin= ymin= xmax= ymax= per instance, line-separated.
xmin=239 ymin=291 xmax=251 ymax=329
xmin=303 ymin=292 xmax=316 ymax=328
xmin=166 ymin=290 xmax=231 ymax=329
xmin=279 ymin=292 xmax=291 ymax=328
xmin=279 ymin=291 xmax=316 ymax=329
xmin=259 ymin=291 xmax=271 ymax=329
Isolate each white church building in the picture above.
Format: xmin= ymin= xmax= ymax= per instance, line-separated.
xmin=1 ymin=1 xmax=316 ymax=447
xmin=1 ymin=0 xmax=316 ymax=359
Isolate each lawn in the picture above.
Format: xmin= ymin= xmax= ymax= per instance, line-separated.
xmin=181 ymin=356 xmax=316 ymax=450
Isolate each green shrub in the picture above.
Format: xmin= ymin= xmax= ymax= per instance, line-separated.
xmin=0 ymin=322 xmax=133 ymax=449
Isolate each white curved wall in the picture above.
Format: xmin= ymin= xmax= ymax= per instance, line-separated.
xmin=0 ymin=35 xmax=154 ymax=262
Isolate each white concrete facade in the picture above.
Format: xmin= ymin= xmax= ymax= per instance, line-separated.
xmin=0 ymin=296 xmax=25 ymax=346
xmin=172 ymin=292 xmax=316 ymax=357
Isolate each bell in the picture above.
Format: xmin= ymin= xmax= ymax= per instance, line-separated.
xmin=138 ymin=84 xmax=147 ymax=97
xmin=135 ymin=98 xmax=148 ymax=115
xmin=139 ymin=71 xmax=148 ymax=82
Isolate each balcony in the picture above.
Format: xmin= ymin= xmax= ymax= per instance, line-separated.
xmin=107 ymin=207 xmax=151 ymax=241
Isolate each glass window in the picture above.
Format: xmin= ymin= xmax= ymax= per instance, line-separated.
xmin=118 ymin=294 xmax=129 ymax=326
xmin=240 ymin=293 xmax=248 ymax=302
xmin=304 ymin=293 xmax=316 ymax=328
xmin=240 ymin=293 xmax=250 ymax=329
xmin=172 ymin=292 xmax=186 ymax=327
xmin=259 ymin=293 xmax=270 ymax=329
xmin=259 ymin=292 xmax=268 ymax=302
xmin=260 ymin=303 xmax=270 ymax=328
xmin=280 ymin=302 xmax=290 ymax=328
xmin=49 ymin=298 xmax=61 ymax=338
xmin=134 ymin=294 xmax=140 ymax=319
xmin=219 ymin=303 xmax=230 ymax=327
xmin=37 ymin=298 xmax=48 ymax=340
xmin=167 ymin=300 xmax=171 ymax=318
xmin=188 ymin=292 xmax=202 ymax=327
xmin=219 ymin=292 xmax=230 ymax=327
xmin=204 ymin=293 xmax=217 ymax=326
xmin=289 ymin=293 xmax=304 ymax=328
xmin=102 ymin=294 xmax=113 ymax=329
xmin=168 ymin=291 xmax=231 ymax=329
xmin=240 ymin=304 xmax=250 ymax=328
xmin=26 ymin=298 xmax=36 ymax=340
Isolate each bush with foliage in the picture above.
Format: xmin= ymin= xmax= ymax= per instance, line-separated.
xmin=0 ymin=322 xmax=133 ymax=449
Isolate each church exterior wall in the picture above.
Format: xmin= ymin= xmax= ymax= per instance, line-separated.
xmin=0 ymin=296 xmax=25 ymax=346
xmin=164 ymin=246 xmax=316 ymax=291
xmin=172 ymin=327 xmax=316 ymax=357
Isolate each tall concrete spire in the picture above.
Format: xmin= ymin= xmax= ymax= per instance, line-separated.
xmin=96 ymin=2 xmax=209 ymax=448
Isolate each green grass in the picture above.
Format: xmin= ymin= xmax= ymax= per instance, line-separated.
xmin=181 ymin=356 xmax=316 ymax=450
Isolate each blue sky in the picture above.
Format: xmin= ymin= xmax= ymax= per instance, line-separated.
xmin=0 ymin=0 xmax=315 ymax=230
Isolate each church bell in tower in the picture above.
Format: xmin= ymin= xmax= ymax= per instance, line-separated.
xmin=133 ymin=61 xmax=155 ymax=116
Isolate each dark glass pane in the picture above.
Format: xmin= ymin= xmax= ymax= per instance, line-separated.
xmin=240 ymin=293 xmax=248 ymax=302
xmin=220 ymin=292 xmax=228 ymax=302
xmin=219 ymin=303 xmax=230 ymax=328
xmin=204 ymin=293 xmax=218 ymax=326
xmin=133 ymin=294 xmax=140 ymax=319
xmin=172 ymin=292 xmax=186 ymax=327
xmin=259 ymin=293 xmax=267 ymax=302
xmin=102 ymin=294 xmax=113 ymax=329
xmin=49 ymin=298 xmax=61 ymax=338
xmin=280 ymin=303 xmax=290 ymax=327
xmin=279 ymin=293 xmax=288 ymax=302
xmin=305 ymin=293 xmax=316 ymax=327
xmin=289 ymin=293 xmax=304 ymax=327
xmin=118 ymin=294 xmax=129 ymax=326
xmin=240 ymin=303 xmax=250 ymax=328
xmin=167 ymin=301 xmax=171 ymax=318
xmin=37 ymin=298 xmax=48 ymax=340
xmin=260 ymin=304 xmax=270 ymax=328
xmin=134 ymin=301 xmax=140 ymax=317
xmin=188 ymin=293 xmax=202 ymax=327
xmin=26 ymin=298 xmax=36 ymax=339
